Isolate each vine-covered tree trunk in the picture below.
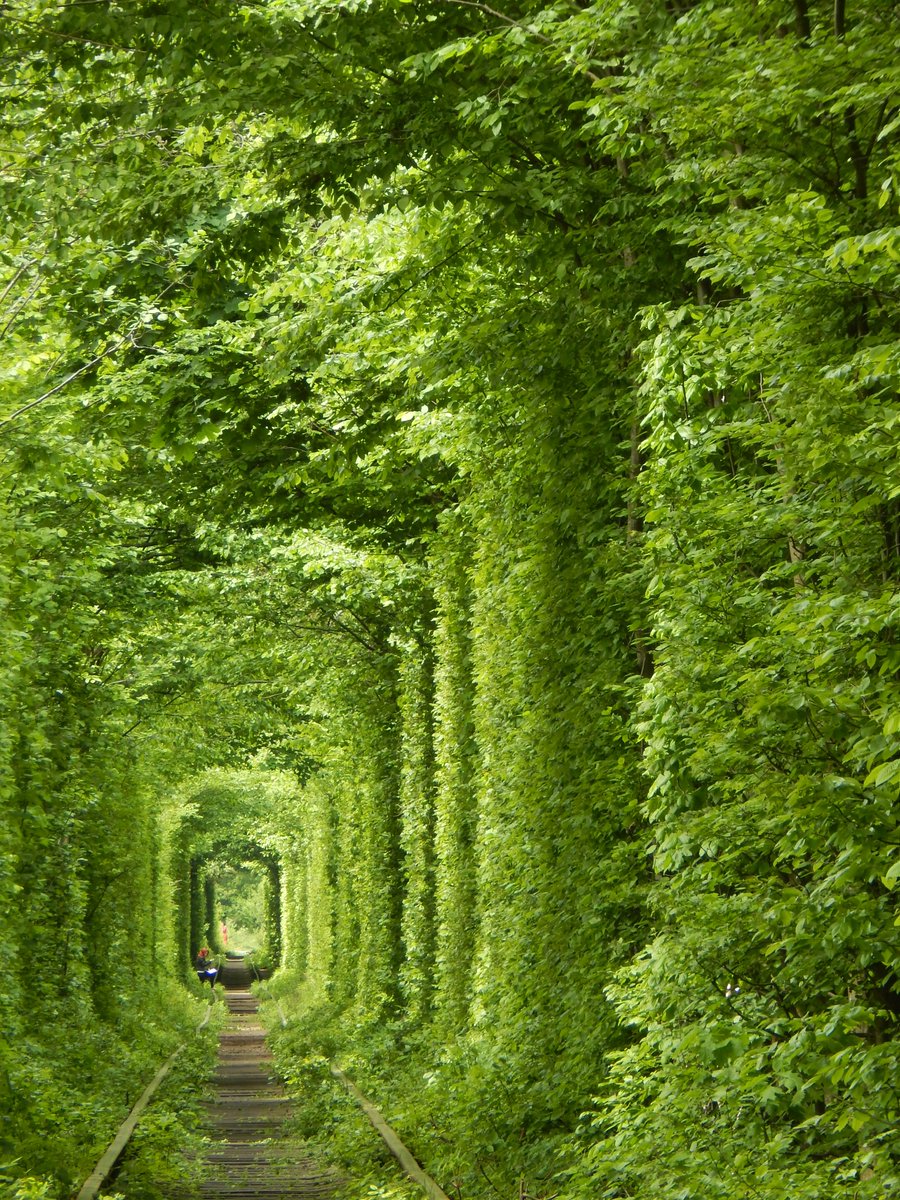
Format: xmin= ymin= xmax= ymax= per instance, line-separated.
xmin=397 ymin=632 xmax=437 ymax=1024
xmin=431 ymin=517 xmax=479 ymax=1036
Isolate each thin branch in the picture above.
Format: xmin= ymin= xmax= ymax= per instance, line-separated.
xmin=307 ymin=599 xmax=389 ymax=655
xmin=376 ymin=235 xmax=481 ymax=313
xmin=325 ymin=612 xmax=387 ymax=655
xmin=299 ymin=22 xmax=396 ymax=84
xmin=120 ymin=689 xmax=189 ymax=739
xmin=866 ymin=99 xmax=896 ymax=162
xmin=84 ymin=870 xmax=127 ymax=924
xmin=204 ymin=679 xmax=300 ymax=689
xmin=0 ymin=11 xmax=146 ymax=53
xmin=0 ymin=282 xmax=179 ymax=431
xmin=0 ymin=337 xmax=129 ymax=431
xmin=0 ymin=259 xmax=37 ymax=313
xmin=444 ymin=0 xmax=602 ymax=83
xmin=0 ymin=272 xmax=45 ymax=340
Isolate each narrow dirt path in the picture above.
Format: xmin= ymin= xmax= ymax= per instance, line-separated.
xmin=191 ymin=957 xmax=342 ymax=1199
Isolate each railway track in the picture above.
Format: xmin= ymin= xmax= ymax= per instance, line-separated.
xmin=79 ymin=955 xmax=447 ymax=1200
xmin=185 ymin=958 xmax=342 ymax=1199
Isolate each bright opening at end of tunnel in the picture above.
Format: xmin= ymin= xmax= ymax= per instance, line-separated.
xmin=214 ymin=864 xmax=267 ymax=956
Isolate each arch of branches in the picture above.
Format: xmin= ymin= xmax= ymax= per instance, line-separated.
xmin=170 ymin=770 xmax=298 ymax=976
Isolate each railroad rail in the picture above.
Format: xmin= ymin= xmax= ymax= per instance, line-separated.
xmin=74 ymin=999 xmax=213 ymax=1200
xmin=75 ymin=958 xmax=453 ymax=1200
xmin=256 ymin=978 xmax=452 ymax=1200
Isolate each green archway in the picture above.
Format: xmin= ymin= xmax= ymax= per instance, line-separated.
xmin=189 ymin=843 xmax=281 ymax=967
xmin=169 ymin=769 xmax=301 ymax=979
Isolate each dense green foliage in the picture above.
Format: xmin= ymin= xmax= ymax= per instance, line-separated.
xmin=2 ymin=1 xmax=900 ymax=1197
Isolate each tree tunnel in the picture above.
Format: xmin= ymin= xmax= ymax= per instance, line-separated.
xmin=173 ymin=771 xmax=298 ymax=978
xmin=6 ymin=3 xmax=900 ymax=1197
xmin=188 ymin=850 xmax=281 ymax=965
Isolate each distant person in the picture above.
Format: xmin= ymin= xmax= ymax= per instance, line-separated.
xmin=194 ymin=947 xmax=217 ymax=989
xmin=221 ymin=919 xmax=228 ymax=947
